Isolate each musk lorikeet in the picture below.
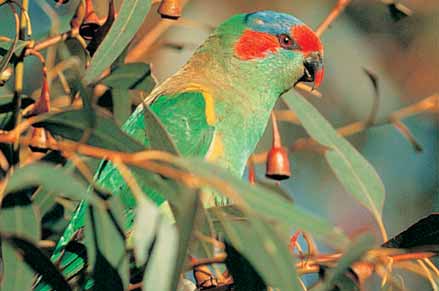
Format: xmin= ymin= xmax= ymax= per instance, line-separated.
xmin=35 ymin=10 xmax=324 ymax=290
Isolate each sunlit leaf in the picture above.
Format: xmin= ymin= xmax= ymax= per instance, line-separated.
xmin=142 ymin=219 xmax=179 ymax=291
xmin=283 ymin=93 xmax=385 ymax=228
xmin=133 ymin=198 xmax=161 ymax=266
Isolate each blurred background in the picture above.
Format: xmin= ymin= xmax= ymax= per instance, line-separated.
xmin=0 ymin=0 xmax=438 ymax=289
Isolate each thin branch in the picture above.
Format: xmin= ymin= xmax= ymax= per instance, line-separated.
xmin=253 ymin=94 xmax=439 ymax=163
xmin=315 ymin=0 xmax=351 ymax=37
xmin=189 ymin=253 xmax=227 ymax=269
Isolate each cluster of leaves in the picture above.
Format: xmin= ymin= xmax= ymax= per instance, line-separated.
xmin=0 ymin=0 xmax=436 ymax=291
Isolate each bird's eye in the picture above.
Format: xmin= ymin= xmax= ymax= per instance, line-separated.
xmin=278 ymin=34 xmax=296 ymax=50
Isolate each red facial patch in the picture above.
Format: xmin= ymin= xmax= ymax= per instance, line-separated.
xmin=235 ymin=30 xmax=280 ymax=60
xmin=292 ymin=25 xmax=323 ymax=54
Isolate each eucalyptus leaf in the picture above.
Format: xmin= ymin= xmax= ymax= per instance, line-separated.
xmin=5 ymin=162 xmax=101 ymax=205
xmin=1 ymin=235 xmax=72 ymax=291
xmin=102 ymin=63 xmax=156 ymax=92
xmin=144 ymin=105 xmax=180 ymax=155
xmin=215 ymin=210 xmax=299 ymax=290
xmin=178 ymin=158 xmax=349 ymax=248
xmin=133 ymin=198 xmax=161 ymax=266
xmin=111 ymin=88 xmax=132 ymax=125
xmin=36 ymin=109 xmax=145 ymax=152
xmin=0 ymin=192 xmax=40 ymax=291
xmin=283 ymin=93 xmax=385 ymax=227
xmin=142 ymin=219 xmax=179 ymax=291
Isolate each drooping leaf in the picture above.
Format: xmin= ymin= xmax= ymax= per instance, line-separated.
xmin=88 ymin=199 xmax=129 ymax=289
xmin=36 ymin=109 xmax=145 ymax=152
xmin=102 ymin=63 xmax=156 ymax=92
xmin=170 ymin=187 xmax=199 ymax=291
xmin=179 ymin=158 xmax=349 ymax=248
xmin=0 ymin=191 xmax=40 ymax=291
xmin=144 ymin=105 xmax=180 ymax=155
xmin=83 ymin=0 xmax=152 ymax=83
xmin=215 ymin=209 xmax=299 ymax=291
xmin=382 ymin=214 xmax=439 ymax=251
xmin=1 ymin=235 xmax=72 ymax=291
xmin=111 ymin=88 xmax=132 ymax=125
xmin=317 ymin=233 xmax=375 ymax=291
xmin=142 ymin=219 xmax=179 ymax=291
xmin=133 ymin=198 xmax=161 ymax=266
xmin=283 ymin=93 xmax=385 ymax=228
xmin=5 ymin=162 xmax=101 ymax=205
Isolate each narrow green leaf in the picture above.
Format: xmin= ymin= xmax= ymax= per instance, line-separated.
xmin=283 ymin=93 xmax=385 ymax=224
xmin=5 ymin=162 xmax=100 ymax=205
xmin=89 ymin=201 xmax=129 ymax=290
xmin=133 ymin=198 xmax=161 ymax=266
xmin=144 ymin=105 xmax=180 ymax=155
xmin=102 ymin=63 xmax=156 ymax=92
xmin=1 ymin=235 xmax=72 ymax=291
xmin=215 ymin=210 xmax=299 ymax=290
xmin=170 ymin=187 xmax=199 ymax=291
xmin=142 ymin=219 xmax=178 ymax=291
xmin=84 ymin=0 xmax=152 ymax=83
xmin=179 ymin=158 xmax=349 ymax=249
xmin=0 ymin=192 xmax=40 ymax=291
xmin=37 ymin=109 xmax=145 ymax=152
xmin=112 ymin=88 xmax=132 ymax=125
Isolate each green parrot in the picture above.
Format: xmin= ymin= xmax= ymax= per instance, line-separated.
xmin=35 ymin=10 xmax=324 ymax=290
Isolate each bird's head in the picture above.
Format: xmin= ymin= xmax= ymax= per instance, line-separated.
xmin=211 ymin=11 xmax=324 ymax=93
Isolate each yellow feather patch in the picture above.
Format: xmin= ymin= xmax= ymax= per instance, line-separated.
xmin=206 ymin=132 xmax=224 ymax=161
xmin=185 ymin=84 xmax=217 ymax=126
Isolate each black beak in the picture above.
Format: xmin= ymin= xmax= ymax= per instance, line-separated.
xmin=299 ymin=52 xmax=324 ymax=88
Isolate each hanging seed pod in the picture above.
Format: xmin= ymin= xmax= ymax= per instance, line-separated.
xmin=29 ymin=127 xmax=55 ymax=153
xmin=28 ymin=57 xmax=53 ymax=153
xmin=158 ymin=0 xmax=182 ymax=19
xmin=79 ymin=0 xmax=101 ymax=40
xmin=265 ymin=111 xmax=291 ymax=180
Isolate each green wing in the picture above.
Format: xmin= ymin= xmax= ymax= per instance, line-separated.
xmin=34 ymin=90 xmax=215 ymax=291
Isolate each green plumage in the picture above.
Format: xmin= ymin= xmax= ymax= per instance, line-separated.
xmin=35 ymin=11 xmax=317 ymax=290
